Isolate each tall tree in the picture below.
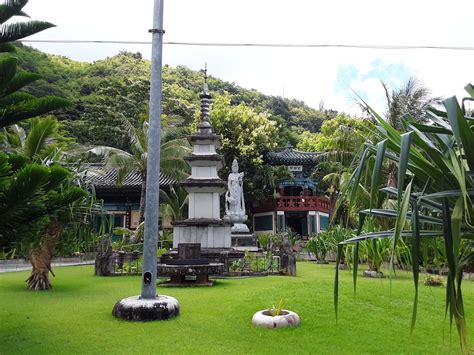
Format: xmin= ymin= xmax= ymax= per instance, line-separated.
xmin=207 ymin=93 xmax=283 ymax=206
xmin=91 ymin=117 xmax=190 ymax=223
xmin=298 ymin=114 xmax=372 ymax=222
xmin=381 ymin=76 xmax=441 ymax=130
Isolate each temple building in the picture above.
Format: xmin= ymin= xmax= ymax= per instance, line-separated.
xmin=252 ymin=143 xmax=330 ymax=239
xmin=85 ymin=164 xmax=175 ymax=231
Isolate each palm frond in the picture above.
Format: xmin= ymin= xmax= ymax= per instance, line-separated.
xmin=23 ymin=117 xmax=58 ymax=158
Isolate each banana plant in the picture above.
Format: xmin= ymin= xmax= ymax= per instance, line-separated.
xmin=334 ymin=84 xmax=474 ymax=351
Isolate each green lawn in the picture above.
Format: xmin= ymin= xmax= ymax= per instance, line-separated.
xmin=0 ymin=263 xmax=472 ymax=354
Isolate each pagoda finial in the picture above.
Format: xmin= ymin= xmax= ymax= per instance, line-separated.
xmin=203 ymin=62 xmax=209 ymax=93
xmin=198 ymin=63 xmax=212 ymax=134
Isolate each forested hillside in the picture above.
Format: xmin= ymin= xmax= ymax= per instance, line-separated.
xmin=14 ymin=44 xmax=337 ymax=151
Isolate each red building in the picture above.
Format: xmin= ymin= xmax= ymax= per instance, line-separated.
xmin=252 ymin=144 xmax=330 ymax=238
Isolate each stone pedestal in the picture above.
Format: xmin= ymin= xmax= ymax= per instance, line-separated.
xmin=231 ymin=232 xmax=258 ymax=251
xmin=157 ymin=263 xmax=224 ymax=287
xmin=173 ymin=220 xmax=231 ymax=249
xmin=158 ymin=243 xmax=225 ymax=287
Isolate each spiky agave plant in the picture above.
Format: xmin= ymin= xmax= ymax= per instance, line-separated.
xmin=334 ymin=84 xmax=474 ymax=351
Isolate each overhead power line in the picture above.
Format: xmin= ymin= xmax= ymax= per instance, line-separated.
xmin=18 ymin=39 xmax=474 ymax=51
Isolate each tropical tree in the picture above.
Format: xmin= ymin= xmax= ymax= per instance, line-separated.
xmin=91 ymin=117 xmax=190 ymax=223
xmin=159 ymin=185 xmax=188 ymax=223
xmin=207 ymin=93 xmax=284 ymax=205
xmin=381 ymin=76 xmax=441 ymax=131
xmin=298 ymin=115 xmax=373 ymax=222
xmin=0 ymin=154 xmax=87 ymax=289
xmin=1 ymin=116 xmax=70 ymax=161
xmin=0 ymin=0 xmax=91 ymax=290
xmin=334 ymin=84 xmax=474 ymax=350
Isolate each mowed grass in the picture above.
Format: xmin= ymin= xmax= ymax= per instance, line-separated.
xmin=0 ymin=262 xmax=473 ymax=354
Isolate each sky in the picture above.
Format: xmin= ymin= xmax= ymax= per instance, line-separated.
xmin=21 ymin=0 xmax=474 ymax=115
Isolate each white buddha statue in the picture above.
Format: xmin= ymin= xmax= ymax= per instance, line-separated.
xmin=224 ymin=159 xmax=249 ymax=233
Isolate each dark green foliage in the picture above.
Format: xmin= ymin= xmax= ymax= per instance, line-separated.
xmin=0 ymin=55 xmax=70 ymax=128
xmin=11 ymin=46 xmax=335 ymax=151
xmin=0 ymin=153 xmax=86 ymax=249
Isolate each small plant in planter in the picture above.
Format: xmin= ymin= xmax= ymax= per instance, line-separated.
xmin=252 ymin=299 xmax=300 ymax=329
xmin=424 ymin=275 xmax=444 ymax=287
xmin=268 ymin=299 xmax=286 ymax=316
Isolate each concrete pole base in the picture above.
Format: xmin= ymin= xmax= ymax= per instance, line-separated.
xmin=112 ymin=295 xmax=179 ymax=321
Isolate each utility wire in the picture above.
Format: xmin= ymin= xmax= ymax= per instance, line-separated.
xmin=18 ymin=39 xmax=474 ymax=51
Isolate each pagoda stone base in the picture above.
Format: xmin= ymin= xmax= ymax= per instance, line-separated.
xmin=173 ymin=224 xmax=231 ymax=249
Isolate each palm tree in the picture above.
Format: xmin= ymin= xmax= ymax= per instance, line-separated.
xmin=91 ymin=118 xmax=190 ymax=223
xmin=159 ymin=185 xmax=188 ymax=223
xmin=381 ymin=76 xmax=441 ymax=130
xmin=1 ymin=116 xmax=67 ymax=161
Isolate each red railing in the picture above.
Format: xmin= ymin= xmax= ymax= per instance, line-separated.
xmin=276 ymin=196 xmax=330 ymax=212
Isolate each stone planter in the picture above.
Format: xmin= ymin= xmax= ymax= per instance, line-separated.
xmin=252 ymin=309 xmax=300 ymax=329
xmin=112 ymin=295 xmax=179 ymax=321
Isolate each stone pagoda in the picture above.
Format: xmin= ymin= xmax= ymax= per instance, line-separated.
xmin=172 ymin=80 xmax=232 ymax=249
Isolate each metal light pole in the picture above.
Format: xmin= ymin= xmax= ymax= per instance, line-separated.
xmin=112 ymin=0 xmax=179 ymax=320
xmin=141 ymin=0 xmax=165 ymax=300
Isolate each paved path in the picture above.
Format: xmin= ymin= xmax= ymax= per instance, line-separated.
xmin=0 ymin=260 xmax=94 ymax=273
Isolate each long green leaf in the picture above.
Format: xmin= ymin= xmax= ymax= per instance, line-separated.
xmin=419 ymin=189 xmax=474 ymax=201
xmin=410 ymin=122 xmax=452 ymax=135
xmin=349 ymin=148 xmax=370 ymax=210
xmin=352 ymin=242 xmax=359 ymax=296
xmin=397 ymin=132 xmax=413 ymax=204
xmin=342 ymin=230 xmax=443 ymax=243
xmin=370 ymin=139 xmax=387 ymax=208
xmin=444 ymin=96 xmax=474 ymax=171
xmin=464 ymin=83 xmax=474 ymax=98
xmin=390 ymin=179 xmax=412 ymax=276
xmin=410 ymin=201 xmax=420 ymax=333
xmin=360 ymin=208 xmax=443 ymax=225
xmin=334 ymin=243 xmax=343 ymax=321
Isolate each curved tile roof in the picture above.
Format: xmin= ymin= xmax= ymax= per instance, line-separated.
xmin=83 ymin=164 xmax=175 ymax=190
xmin=266 ymin=143 xmax=320 ymax=165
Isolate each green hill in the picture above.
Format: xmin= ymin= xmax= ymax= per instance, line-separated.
xmin=14 ymin=44 xmax=337 ymax=150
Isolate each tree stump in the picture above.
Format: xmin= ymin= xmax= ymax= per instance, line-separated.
xmin=95 ymin=236 xmax=114 ymax=276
